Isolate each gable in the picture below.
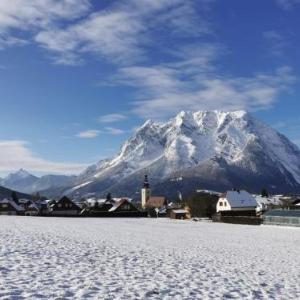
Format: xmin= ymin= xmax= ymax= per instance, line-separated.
xmin=109 ymin=199 xmax=139 ymax=212
xmin=53 ymin=197 xmax=81 ymax=211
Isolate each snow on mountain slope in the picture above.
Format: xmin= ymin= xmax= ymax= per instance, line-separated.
xmin=70 ymin=110 xmax=300 ymax=197
xmin=0 ymin=170 xmax=76 ymax=195
xmin=0 ymin=169 xmax=39 ymax=193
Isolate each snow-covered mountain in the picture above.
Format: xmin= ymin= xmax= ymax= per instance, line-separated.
xmin=0 ymin=169 xmax=76 ymax=195
xmin=0 ymin=169 xmax=39 ymax=193
xmin=67 ymin=110 xmax=300 ymax=198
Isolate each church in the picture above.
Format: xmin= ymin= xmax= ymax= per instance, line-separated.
xmin=141 ymin=175 xmax=168 ymax=215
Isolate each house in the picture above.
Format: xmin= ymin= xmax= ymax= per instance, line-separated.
xmin=35 ymin=199 xmax=54 ymax=215
xmin=82 ymin=194 xmax=122 ymax=216
xmin=25 ymin=203 xmax=39 ymax=216
xmin=18 ymin=198 xmax=33 ymax=210
xmin=170 ymin=209 xmax=190 ymax=220
xmin=216 ymin=190 xmax=257 ymax=215
xmin=146 ymin=196 xmax=168 ymax=209
xmin=48 ymin=196 xmax=82 ymax=216
xmin=108 ymin=198 xmax=147 ymax=217
xmin=0 ymin=198 xmax=24 ymax=215
xmin=263 ymin=210 xmax=300 ymax=227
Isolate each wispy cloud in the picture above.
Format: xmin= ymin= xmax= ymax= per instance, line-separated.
xmin=33 ymin=0 xmax=211 ymax=65
xmin=0 ymin=140 xmax=87 ymax=175
xmin=115 ymin=56 xmax=296 ymax=118
xmin=76 ymin=130 xmax=101 ymax=139
xmin=0 ymin=0 xmax=90 ymax=49
xmin=263 ymin=30 xmax=288 ymax=57
xmin=105 ymin=127 xmax=125 ymax=135
xmin=276 ymin=0 xmax=300 ymax=10
xmin=97 ymin=114 xmax=128 ymax=123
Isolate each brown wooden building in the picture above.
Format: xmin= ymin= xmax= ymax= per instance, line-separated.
xmin=48 ymin=196 xmax=82 ymax=216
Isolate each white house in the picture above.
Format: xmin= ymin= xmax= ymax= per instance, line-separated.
xmin=216 ymin=190 xmax=257 ymax=213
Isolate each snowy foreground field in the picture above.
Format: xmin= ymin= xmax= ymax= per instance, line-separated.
xmin=0 ymin=217 xmax=299 ymax=300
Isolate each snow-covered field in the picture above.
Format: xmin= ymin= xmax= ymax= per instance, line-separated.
xmin=0 ymin=217 xmax=299 ymax=299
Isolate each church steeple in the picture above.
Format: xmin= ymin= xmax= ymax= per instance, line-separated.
xmin=143 ymin=174 xmax=150 ymax=189
xmin=141 ymin=174 xmax=151 ymax=209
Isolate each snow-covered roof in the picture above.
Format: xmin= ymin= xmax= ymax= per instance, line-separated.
xmin=28 ymin=203 xmax=39 ymax=211
xmin=18 ymin=198 xmax=32 ymax=203
xmin=172 ymin=209 xmax=188 ymax=214
xmin=0 ymin=198 xmax=24 ymax=211
xmin=223 ymin=191 xmax=257 ymax=208
xmin=254 ymin=195 xmax=283 ymax=206
xmin=108 ymin=199 xmax=131 ymax=212
xmin=196 ymin=189 xmax=221 ymax=196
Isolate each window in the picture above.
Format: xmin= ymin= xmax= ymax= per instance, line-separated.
xmin=122 ymin=204 xmax=131 ymax=210
xmin=224 ymin=202 xmax=227 ymax=207
xmin=58 ymin=203 xmax=62 ymax=208
xmin=219 ymin=202 xmax=223 ymax=206
xmin=1 ymin=204 xmax=8 ymax=208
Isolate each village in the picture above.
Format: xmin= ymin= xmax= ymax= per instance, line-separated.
xmin=0 ymin=174 xmax=300 ymax=228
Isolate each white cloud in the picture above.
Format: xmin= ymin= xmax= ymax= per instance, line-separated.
xmin=276 ymin=0 xmax=300 ymax=10
xmin=0 ymin=0 xmax=90 ymax=48
xmin=0 ymin=0 xmax=90 ymax=30
xmin=34 ymin=0 xmax=211 ymax=64
xmin=115 ymin=63 xmax=296 ymax=118
xmin=76 ymin=130 xmax=100 ymax=139
xmin=0 ymin=140 xmax=87 ymax=175
xmin=105 ymin=127 xmax=125 ymax=135
xmin=97 ymin=114 xmax=127 ymax=123
xmin=0 ymin=0 xmax=213 ymax=65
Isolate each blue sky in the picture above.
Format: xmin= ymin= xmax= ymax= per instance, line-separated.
xmin=0 ymin=0 xmax=299 ymax=176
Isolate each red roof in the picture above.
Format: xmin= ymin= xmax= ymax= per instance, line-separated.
xmin=146 ymin=197 xmax=167 ymax=208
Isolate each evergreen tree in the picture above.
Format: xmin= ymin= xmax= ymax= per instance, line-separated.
xmin=32 ymin=192 xmax=41 ymax=202
xmin=11 ymin=191 xmax=19 ymax=204
xmin=106 ymin=193 xmax=112 ymax=202
xmin=261 ymin=188 xmax=269 ymax=198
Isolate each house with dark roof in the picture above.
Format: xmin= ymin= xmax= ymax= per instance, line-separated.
xmin=48 ymin=196 xmax=82 ymax=216
xmin=109 ymin=198 xmax=139 ymax=213
xmin=81 ymin=197 xmax=114 ymax=216
xmin=25 ymin=203 xmax=39 ymax=216
xmin=0 ymin=198 xmax=24 ymax=215
xmin=81 ymin=196 xmax=146 ymax=217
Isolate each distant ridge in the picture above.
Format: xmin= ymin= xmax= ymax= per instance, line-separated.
xmin=0 ymin=185 xmax=35 ymax=200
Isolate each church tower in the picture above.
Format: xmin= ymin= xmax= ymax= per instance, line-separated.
xmin=141 ymin=174 xmax=151 ymax=209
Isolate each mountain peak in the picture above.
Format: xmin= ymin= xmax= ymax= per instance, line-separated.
xmin=12 ymin=169 xmax=34 ymax=178
xmin=67 ymin=109 xmax=300 ymax=197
